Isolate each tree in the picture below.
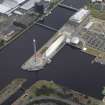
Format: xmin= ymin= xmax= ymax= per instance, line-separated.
xmin=0 ymin=39 xmax=5 ymax=47
xmin=102 ymin=87 xmax=105 ymax=96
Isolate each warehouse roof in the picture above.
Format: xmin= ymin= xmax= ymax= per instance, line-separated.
xmin=0 ymin=4 xmax=10 ymax=13
xmin=0 ymin=0 xmax=26 ymax=14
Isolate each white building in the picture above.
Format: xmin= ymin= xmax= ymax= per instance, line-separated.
xmin=69 ymin=8 xmax=90 ymax=32
xmin=70 ymin=8 xmax=90 ymax=24
xmin=0 ymin=0 xmax=26 ymax=15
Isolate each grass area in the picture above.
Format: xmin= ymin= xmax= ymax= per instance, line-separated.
xmin=12 ymin=80 xmax=103 ymax=105
xmin=87 ymin=2 xmax=105 ymax=20
xmin=30 ymin=80 xmax=61 ymax=97
xmin=90 ymin=7 xmax=105 ymax=20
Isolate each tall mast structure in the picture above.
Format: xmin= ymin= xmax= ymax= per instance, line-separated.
xmin=33 ymin=38 xmax=37 ymax=62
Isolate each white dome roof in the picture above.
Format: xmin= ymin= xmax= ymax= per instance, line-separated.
xmin=71 ymin=37 xmax=80 ymax=44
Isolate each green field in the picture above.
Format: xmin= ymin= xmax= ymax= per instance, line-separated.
xmin=90 ymin=7 xmax=105 ymax=20
xmin=87 ymin=1 xmax=105 ymax=20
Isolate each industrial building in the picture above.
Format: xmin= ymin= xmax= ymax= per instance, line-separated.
xmin=69 ymin=8 xmax=90 ymax=27
xmin=0 ymin=0 xmax=26 ymax=15
xmin=0 ymin=0 xmax=51 ymax=16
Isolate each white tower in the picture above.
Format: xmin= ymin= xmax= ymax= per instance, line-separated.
xmin=33 ymin=38 xmax=37 ymax=62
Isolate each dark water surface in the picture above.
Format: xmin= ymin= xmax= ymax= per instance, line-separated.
xmin=0 ymin=0 xmax=105 ymax=104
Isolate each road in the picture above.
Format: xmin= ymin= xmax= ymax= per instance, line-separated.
xmin=25 ymin=96 xmax=80 ymax=105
